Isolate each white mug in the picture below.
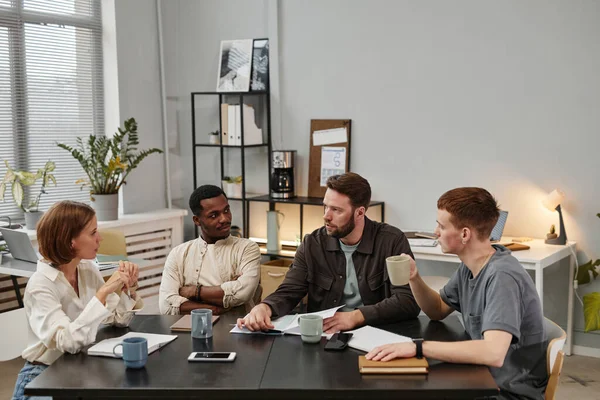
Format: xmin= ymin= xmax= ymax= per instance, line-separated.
xmin=386 ymin=255 xmax=411 ymax=286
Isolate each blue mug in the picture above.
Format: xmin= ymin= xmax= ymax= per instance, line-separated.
xmin=191 ymin=309 xmax=213 ymax=339
xmin=113 ymin=337 xmax=148 ymax=369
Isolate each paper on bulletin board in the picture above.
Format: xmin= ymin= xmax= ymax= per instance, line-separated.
xmin=320 ymin=147 xmax=346 ymax=186
xmin=313 ymin=127 xmax=348 ymax=146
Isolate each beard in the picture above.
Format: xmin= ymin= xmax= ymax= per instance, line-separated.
xmin=326 ymin=217 xmax=356 ymax=239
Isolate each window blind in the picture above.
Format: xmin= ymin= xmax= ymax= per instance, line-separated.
xmin=0 ymin=0 xmax=103 ymax=221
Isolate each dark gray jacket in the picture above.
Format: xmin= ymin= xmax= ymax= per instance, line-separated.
xmin=262 ymin=217 xmax=420 ymax=325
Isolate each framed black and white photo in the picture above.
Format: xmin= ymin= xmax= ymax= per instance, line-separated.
xmin=250 ymin=39 xmax=269 ymax=91
xmin=216 ymin=39 xmax=253 ymax=92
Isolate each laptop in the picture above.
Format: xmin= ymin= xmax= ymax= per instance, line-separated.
xmin=490 ymin=210 xmax=509 ymax=242
xmin=0 ymin=227 xmax=42 ymax=263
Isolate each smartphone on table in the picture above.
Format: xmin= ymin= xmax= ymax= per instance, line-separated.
xmin=187 ymin=352 xmax=237 ymax=362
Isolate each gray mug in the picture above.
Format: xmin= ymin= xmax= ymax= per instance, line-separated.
xmin=191 ymin=309 xmax=213 ymax=339
xmin=298 ymin=314 xmax=323 ymax=344
xmin=113 ymin=337 xmax=148 ymax=369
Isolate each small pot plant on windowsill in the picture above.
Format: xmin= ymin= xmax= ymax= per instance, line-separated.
xmin=222 ymin=176 xmax=243 ymax=198
xmin=57 ymin=118 xmax=163 ymax=221
xmin=0 ymin=160 xmax=57 ymax=230
xmin=575 ymin=213 xmax=600 ymax=333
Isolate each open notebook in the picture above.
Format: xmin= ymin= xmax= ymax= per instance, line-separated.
xmin=230 ymin=305 xmax=344 ymax=336
xmin=87 ymin=332 xmax=177 ymax=358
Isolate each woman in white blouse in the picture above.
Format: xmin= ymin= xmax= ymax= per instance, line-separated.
xmin=12 ymin=201 xmax=143 ymax=400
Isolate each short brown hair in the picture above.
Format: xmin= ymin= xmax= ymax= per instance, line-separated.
xmin=37 ymin=200 xmax=96 ymax=267
xmin=437 ymin=187 xmax=500 ymax=239
xmin=326 ymin=172 xmax=371 ymax=210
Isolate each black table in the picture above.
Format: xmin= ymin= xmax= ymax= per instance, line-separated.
xmin=26 ymin=313 xmax=499 ymax=399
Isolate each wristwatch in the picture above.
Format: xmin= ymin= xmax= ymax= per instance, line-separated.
xmin=412 ymin=338 xmax=424 ymax=359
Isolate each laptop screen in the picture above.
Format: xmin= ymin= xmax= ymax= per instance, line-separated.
xmin=490 ymin=210 xmax=508 ymax=242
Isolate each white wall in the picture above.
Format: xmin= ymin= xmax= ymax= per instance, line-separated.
xmin=152 ymin=0 xmax=600 ymax=347
xmin=159 ymin=0 xmax=270 ymax=239
xmin=114 ymin=0 xmax=168 ymax=213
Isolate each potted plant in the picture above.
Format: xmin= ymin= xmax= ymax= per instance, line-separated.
xmin=209 ymin=130 xmax=220 ymax=145
xmin=576 ymin=213 xmax=600 ymax=333
xmin=221 ymin=175 xmax=243 ymax=198
xmin=57 ymin=118 xmax=163 ymax=221
xmin=0 ymin=160 xmax=57 ymax=229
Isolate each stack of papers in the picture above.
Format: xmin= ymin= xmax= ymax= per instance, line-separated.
xmin=408 ymin=238 xmax=438 ymax=247
xmin=346 ymin=325 xmax=412 ymax=352
xmin=87 ymin=332 xmax=177 ymax=358
xmin=230 ymin=305 xmax=344 ymax=336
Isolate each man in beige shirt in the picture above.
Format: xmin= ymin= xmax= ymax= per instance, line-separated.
xmin=159 ymin=185 xmax=261 ymax=315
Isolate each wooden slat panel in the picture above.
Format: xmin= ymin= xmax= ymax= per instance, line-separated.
xmin=126 ymin=230 xmax=171 ymax=244
xmin=131 ymin=248 xmax=170 ymax=260
xmin=127 ymin=239 xmax=172 ymax=254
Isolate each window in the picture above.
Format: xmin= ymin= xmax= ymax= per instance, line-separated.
xmin=0 ymin=0 xmax=103 ymax=220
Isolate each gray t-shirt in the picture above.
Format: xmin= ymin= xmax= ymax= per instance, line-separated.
xmin=440 ymin=245 xmax=547 ymax=400
xmin=339 ymin=240 xmax=364 ymax=311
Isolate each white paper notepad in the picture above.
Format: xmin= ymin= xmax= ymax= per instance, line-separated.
xmin=347 ymin=325 xmax=412 ymax=353
xmin=87 ymin=332 xmax=177 ymax=358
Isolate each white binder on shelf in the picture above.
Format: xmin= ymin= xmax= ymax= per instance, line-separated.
xmin=227 ymin=104 xmax=236 ymax=145
xmin=220 ymin=103 xmax=229 ymax=145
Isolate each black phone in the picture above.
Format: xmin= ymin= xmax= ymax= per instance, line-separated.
xmin=324 ymin=332 xmax=353 ymax=351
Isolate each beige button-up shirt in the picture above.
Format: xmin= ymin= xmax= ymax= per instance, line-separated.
xmin=22 ymin=260 xmax=144 ymax=365
xmin=159 ymin=235 xmax=261 ymax=314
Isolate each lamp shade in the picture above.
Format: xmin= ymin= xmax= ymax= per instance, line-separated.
xmin=542 ymin=189 xmax=565 ymax=212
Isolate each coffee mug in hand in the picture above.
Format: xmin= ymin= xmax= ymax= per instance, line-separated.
xmin=191 ymin=309 xmax=213 ymax=339
xmin=113 ymin=337 xmax=148 ymax=369
xmin=298 ymin=314 xmax=323 ymax=344
xmin=386 ymin=255 xmax=411 ymax=286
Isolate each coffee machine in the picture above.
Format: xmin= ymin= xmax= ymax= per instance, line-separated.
xmin=270 ymin=150 xmax=296 ymax=199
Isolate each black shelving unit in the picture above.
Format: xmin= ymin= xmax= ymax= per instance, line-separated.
xmin=191 ymin=91 xmax=272 ymax=238
xmin=246 ymin=194 xmax=385 ymax=253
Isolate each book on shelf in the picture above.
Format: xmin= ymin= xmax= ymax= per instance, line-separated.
xmin=358 ymin=355 xmax=429 ymax=374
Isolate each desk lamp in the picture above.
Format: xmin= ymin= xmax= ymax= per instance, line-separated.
xmin=542 ymin=189 xmax=567 ymax=245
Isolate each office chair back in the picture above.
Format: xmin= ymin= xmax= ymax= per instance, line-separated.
xmin=545 ymin=317 xmax=566 ymax=400
xmin=98 ymin=229 xmax=128 ymax=256
xmin=0 ymin=308 xmax=30 ymax=361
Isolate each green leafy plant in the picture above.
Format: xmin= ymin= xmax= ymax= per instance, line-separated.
xmin=56 ymin=118 xmax=163 ymax=196
xmin=0 ymin=160 xmax=56 ymax=212
xmin=209 ymin=130 xmax=219 ymax=136
xmin=579 ymin=213 xmax=600 ymax=332
xmin=224 ymin=176 xmax=242 ymax=184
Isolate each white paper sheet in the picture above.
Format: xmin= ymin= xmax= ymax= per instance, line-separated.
xmin=313 ymin=127 xmax=348 ymax=146
xmin=230 ymin=305 xmax=344 ymax=336
xmin=347 ymin=325 xmax=412 ymax=353
xmin=320 ymin=147 xmax=346 ymax=186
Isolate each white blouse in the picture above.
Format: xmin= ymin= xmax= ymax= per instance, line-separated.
xmin=21 ymin=260 xmax=144 ymax=365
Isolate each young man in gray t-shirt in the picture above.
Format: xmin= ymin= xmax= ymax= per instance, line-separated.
xmin=367 ymin=187 xmax=547 ymax=400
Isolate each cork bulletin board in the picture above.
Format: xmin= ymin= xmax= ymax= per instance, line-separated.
xmin=307 ymin=119 xmax=351 ymax=198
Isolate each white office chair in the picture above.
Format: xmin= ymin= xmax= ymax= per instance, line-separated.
xmin=0 ymin=308 xmax=30 ymax=361
xmin=544 ymin=317 xmax=566 ymax=400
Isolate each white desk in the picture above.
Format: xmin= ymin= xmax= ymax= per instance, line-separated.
xmin=411 ymin=238 xmax=576 ymax=356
